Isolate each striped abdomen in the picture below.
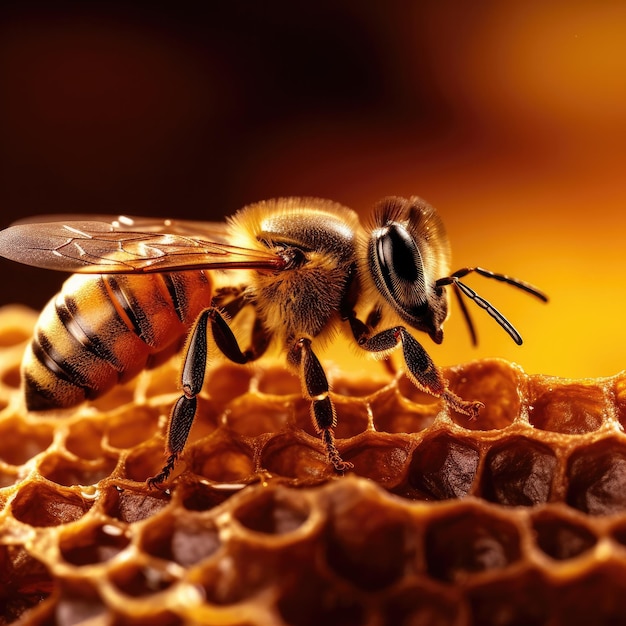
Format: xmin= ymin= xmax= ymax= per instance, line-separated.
xmin=23 ymin=270 xmax=212 ymax=410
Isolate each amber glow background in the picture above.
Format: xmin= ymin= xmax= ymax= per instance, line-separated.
xmin=0 ymin=3 xmax=625 ymax=379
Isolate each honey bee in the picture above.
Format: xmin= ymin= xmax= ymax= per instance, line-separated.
xmin=0 ymin=196 xmax=547 ymax=485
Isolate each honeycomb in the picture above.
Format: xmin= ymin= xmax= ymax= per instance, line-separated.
xmin=1 ymin=304 xmax=626 ymax=625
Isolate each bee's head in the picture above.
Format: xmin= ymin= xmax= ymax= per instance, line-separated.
xmin=367 ymin=196 xmax=451 ymax=343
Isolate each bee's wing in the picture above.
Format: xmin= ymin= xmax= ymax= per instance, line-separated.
xmin=10 ymin=214 xmax=233 ymax=239
xmin=0 ymin=216 xmax=282 ymax=274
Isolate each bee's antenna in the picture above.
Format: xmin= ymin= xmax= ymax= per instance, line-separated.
xmin=452 ymin=282 xmax=478 ymax=346
xmin=436 ymin=267 xmax=548 ymax=346
xmin=445 ymin=267 xmax=548 ymax=302
xmin=454 ymin=278 xmax=523 ymax=345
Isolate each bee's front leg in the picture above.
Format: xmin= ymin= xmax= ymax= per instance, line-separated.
xmin=347 ymin=314 xmax=483 ymax=420
xmin=288 ymin=337 xmax=353 ymax=473
xmin=148 ymin=307 xmax=259 ymax=487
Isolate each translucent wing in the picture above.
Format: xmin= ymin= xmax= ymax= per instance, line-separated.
xmin=11 ymin=214 xmax=233 ymax=239
xmin=0 ymin=215 xmax=282 ymax=274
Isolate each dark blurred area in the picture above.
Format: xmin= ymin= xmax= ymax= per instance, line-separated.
xmin=1 ymin=1 xmax=626 ymax=377
xmin=0 ymin=2 xmax=454 ymax=219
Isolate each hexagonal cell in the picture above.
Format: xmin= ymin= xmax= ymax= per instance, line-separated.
xmin=276 ymin=567 xmax=366 ymax=626
xmin=343 ymin=435 xmax=410 ymax=488
xmin=140 ymin=358 xmax=180 ymax=400
xmin=482 ymin=436 xmax=558 ymax=506
xmin=256 ymin=365 xmax=301 ymax=396
xmin=0 ymin=310 xmax=34 ymax=347
xmin=382 ymin=583 xmax=461 ymax=626
xmin=260 ymin=433 xmax=334 ymax=481
xmin=141 ymin=513 xmax=220 ymax=566
xmin=54 ymin=585 xmax=182 ymax=626
xmin=325 ymin=486 xmax=414 ymax=591
xmin=0 ymin=544 xmax=55 ymax=623
xmin=39 ymin=452 xmax=118 ymax=487
xmin=11 ymin=481 xmax=93 ymax=526
xmin=556 ymin=562 xmax=626 ymax=624
xmin=531 ymin=510 xmax=597 ymax=560
xmin=528 ymin=377 xmax=607 ymax=434
xmin=196 ymin=548 xmax=287 ymax=607
xmin=371 ymin=389 xmax=438 ymax=434
xmin=59 ymin=521 xmax=130 ymax=566
xmin=0 ymin=416 xmax=54 ymax=466
xmin=232 ymin=486 xmax=310 ymax=535
xmin=424 ymin=507 xmax=522 ymax=582
xmin=102 ymin=485 xmax=170 ymax=524
xmin=567 ymin=438 xmax=626 ymax=515
xmin=226 ymin=395 xmax=291 ymax=437
xmin=53 ymin=586 xmax=110 ymax=626
xmin=204 ymin=363 xmax=253 ymax=405
xmin=103 ymin=405 xmax=161 ymax=450
xmin=330 ymin=372 xmax=391 ymax=399
xmin=108 ymin=563 xmax=178 ymax=597
xmin=189 ymin=433 xmax=256 ymax=483
xmin=333 ymin=400 xmax=370 ymax=439
xmin=124 ymin=442 xmax=175 ymax=483
xmin=408 ymin=433 xmax=480 ymax=500
xmin=1 ymin=363 xmax=21 ymax=389
xmin=65 ymin=418 xmax=105 ymax=460
xmin=445 ymin=360 xmax=523 ymax=430
xmin=467 ymin=569 xmax=552 ymax=626
xmin=179 ymin=481 xmax=240 ymax=512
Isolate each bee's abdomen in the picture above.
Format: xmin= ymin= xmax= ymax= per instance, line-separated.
xmin=23 ymin=271 xmax=212 ymax=410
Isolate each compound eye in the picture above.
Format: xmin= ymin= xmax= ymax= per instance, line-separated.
xmin=373 ymin=222 xmax=426 ymax=308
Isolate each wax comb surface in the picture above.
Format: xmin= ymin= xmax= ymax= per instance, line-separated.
xmin=0 ymin=305 xmax=625 ymax=625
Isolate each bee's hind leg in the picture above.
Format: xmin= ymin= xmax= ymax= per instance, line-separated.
xmin=288 ymin=337 xmax=353 ymax=473
xmin=148 ymin=307 xmax=265 ymax=488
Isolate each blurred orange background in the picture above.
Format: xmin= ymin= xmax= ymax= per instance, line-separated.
xmin=0 ymin=2 xmax=625 ymax=379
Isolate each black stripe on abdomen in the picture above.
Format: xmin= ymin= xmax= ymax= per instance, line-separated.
xmin=55 ymin=293 xmax=124 ymax=371
xmin=31 ymin=329 xmax=95 ymax=393
xmin=103 ymin=275 xmax=155 ymax=345
xmin=161 ymin=273 xmax=185 ymax=323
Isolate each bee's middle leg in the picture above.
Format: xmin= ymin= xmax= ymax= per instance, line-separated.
xmin=288 ymin=337 xmax=353 ymax=473
xmin=148 ymin=307 xmax=264 ymax=487
xmin=346 ymin=313 xmax=483 ymax=419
